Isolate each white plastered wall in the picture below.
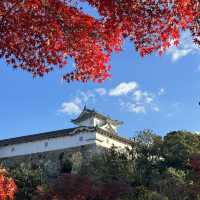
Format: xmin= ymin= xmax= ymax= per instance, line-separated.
xmin=96 ymin=133 xmax=131 ymax=149
xmin=76 ymin=118 xmax=94 ymax=127
xmin=94 ymin=118 xmax=104 ymax=127
xmin=0 ymin=131 xmax=96 ymax=158
xmin=0 ymin=130 xmax=131 ymax=159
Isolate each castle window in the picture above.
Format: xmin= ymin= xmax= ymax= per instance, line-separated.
xmin=11 ymin=147 xmax=15 ymax=152
xmin=44 ymin=142 xmax=48 ymax=147
xmin=79 ymin=136 xmax=83 ymax=141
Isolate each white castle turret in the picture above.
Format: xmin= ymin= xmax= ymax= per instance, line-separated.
xmin=71 ymin=106 xmax=123 ymax=134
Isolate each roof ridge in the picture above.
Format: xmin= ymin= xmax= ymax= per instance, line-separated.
xmin=72 ymin=108 xmax=123 ymax=125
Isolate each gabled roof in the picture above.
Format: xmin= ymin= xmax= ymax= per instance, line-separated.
xmin=99 ymin=122 xmax=117 ymax=135
xmin=71 ymin=106 xmax=123 ymax=126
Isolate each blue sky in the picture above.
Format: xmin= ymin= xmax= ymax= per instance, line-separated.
xmin=0 ymin=24 xmax=200 ymax=139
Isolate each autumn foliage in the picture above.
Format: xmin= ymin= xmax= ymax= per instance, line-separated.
xmin=0 ymin=0 xmax=199 ymax=82
xmin=0 ymin=168 xmax=17 ymax=200
xmin=32 ymin=173 xmax=128 ymax=200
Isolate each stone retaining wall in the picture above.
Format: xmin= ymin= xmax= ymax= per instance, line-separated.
xmin=0 ymin=144 xmax=101 ymax=176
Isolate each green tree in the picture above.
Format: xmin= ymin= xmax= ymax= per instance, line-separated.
xmin=162 ymin=131 xmax=200 ymax=170
xmin=9 ymin=163 xmax=45 ymax=200
xmin=80 ymin=145 xmax=135 ymax=184
xmin=133 ymin=130 xmax=164 ymax=186
xmin=131 ymin=186 xmax=168 ymax=200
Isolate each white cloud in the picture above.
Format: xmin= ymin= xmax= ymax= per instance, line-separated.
xmin=74 ymin=97 xmax=82 ymax=105
xmin=133 ymin=90 xmax=154 ymax=104
xmin=172 ymin=49 xmax=191 ymax=61
xmin=128 ymin=104 xmax=146 ymax=114
xmin=95 ymin=88 xmax=107 ymax=96
xmin=79 ymin=91 xmax=95 ymax=102
xmin=169 ymin=48 xmax=192 ymax=62
xmin=158 ymin=88 xmax=165 ymax=96
xmin=167 ymin=31 xmax=200 ymax=62
xmin=59 ymin=90 xmax=96 ymax=116
xmin=152 ymin=106 xmax=160 ymax=112
xmin=120 ymin=89 xmax=160 ymax=114
xmin=59 ymin=82 xmax=162 ymax=116
xmin=146 ymin=97 xmax=153 ymax=103
xmin=109 ymin=81 xmax=138 ymax=96
xmin=133 ymin=90 xmax=143 ymax=102
xmin=59 ymin=102 xmax=81 ymax=115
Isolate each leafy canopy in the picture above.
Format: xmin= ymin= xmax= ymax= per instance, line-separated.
xmin=0 ymin=0 xmax=199 ymax=82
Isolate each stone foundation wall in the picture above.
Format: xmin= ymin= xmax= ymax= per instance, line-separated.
xmin=0 ymin=144 xmax=101 ymax=176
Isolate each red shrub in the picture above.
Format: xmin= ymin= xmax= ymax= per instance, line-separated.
xmin=33 ymin=173 xmax=128 ymax=200
xmin=0 ymin=168 xmax=17 ymax=200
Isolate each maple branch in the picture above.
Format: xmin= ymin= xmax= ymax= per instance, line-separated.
xmin=0 ymin=1 xmax=23 ymax=28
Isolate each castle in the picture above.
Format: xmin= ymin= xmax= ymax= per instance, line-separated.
xmin=0 ymin=107 xmax=132 ymax=171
